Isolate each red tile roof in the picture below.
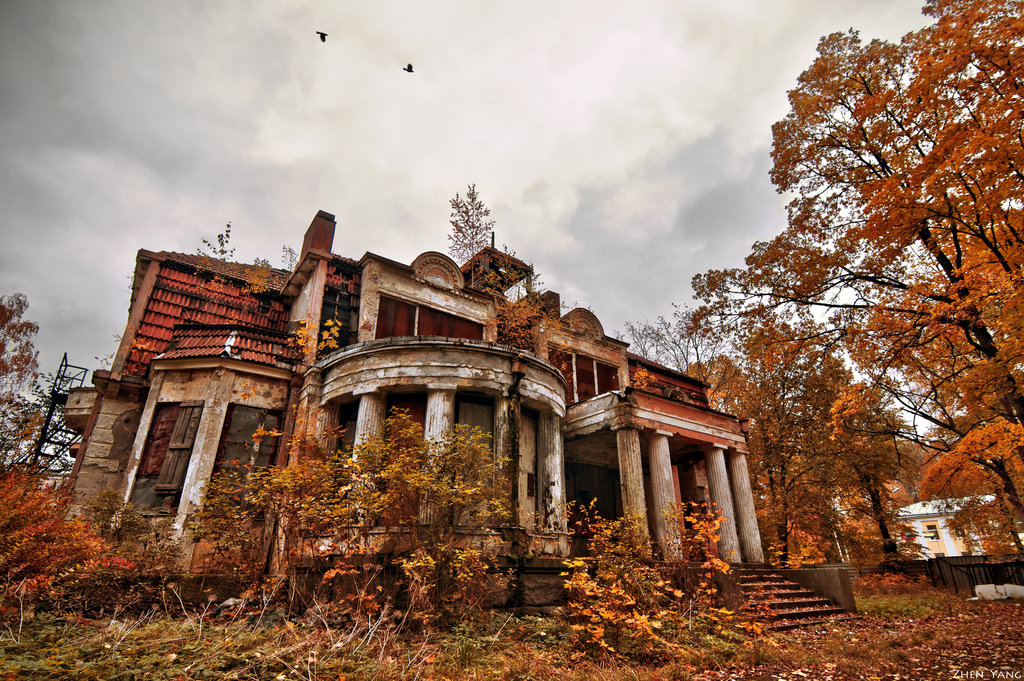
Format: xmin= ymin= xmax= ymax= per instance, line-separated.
xmin=158 ymin=324 xmax=299 ymax=366
xmin=156 ymin=252 xmax=292 ymax=291
xmin=125 ymin=258 xmax=291 ymax=376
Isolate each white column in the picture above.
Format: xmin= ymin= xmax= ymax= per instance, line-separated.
xmin=615 ymin=428 xmax=650 ymax=540
xmin=424 ymin=389 xmax=456 ymax=442
xmin=174 ymin=368 xmax=235 ymax=537
xmin=538 ymin=412 xmax=567 ymax=534
xmin=353 ymin=391 xmax=385 ymax=446
xmin=318 ymin=401 xmax=341 ymax=456
xmin=649 ymin=432 xmax=681 ymax=558
xmin=704 ymin=445 xmax=741 ymax=563
xmin=493 ymin=396 xmax=520 ymax=526
xmin=727 ymin=449 xmax=765 ymax=563
xmin=421 ymin=389 xmax=456 ymax=525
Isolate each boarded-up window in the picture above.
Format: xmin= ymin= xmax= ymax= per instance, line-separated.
xmin=575 ymin=356 xmax=596 ymax=401
xmin=596 ymin=361 xmax=620 ymax=394
xmin=138 ymin=403 xmax=180 ymax=476
xmin=131 ymin=401 xmax=203 ymax=511
xmin=418 ymin=306 xmax=483 ymax=340
xmin=155 ymin=402 xmax=203 ymax=493
xmin=417 ymin=306 xmax=452 ymax=337
xmin=213 ymin=405 xmax=281 ymax=475
xmin=451 ymin=316 xmax=484 ymax=340
xmin=375 ymin=296 xmax=416 ymax=338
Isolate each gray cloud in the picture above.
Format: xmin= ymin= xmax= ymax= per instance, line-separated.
xmin=0 ymin=0 xmax=930 ymax=376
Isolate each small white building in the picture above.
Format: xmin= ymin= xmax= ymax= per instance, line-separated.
xmin=898 ymin=500 xmax=977 ymax=558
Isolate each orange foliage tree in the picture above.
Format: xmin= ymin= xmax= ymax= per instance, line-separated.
xmin=695 ymin=0 xmax=1024 ymax=522
xmin=0 ymin=470 xmax=102 ymax=611
xmin=0 ymin=293 xmax=41 ymax=468
xmin=717 ymin=320 xmax=910 ymax=564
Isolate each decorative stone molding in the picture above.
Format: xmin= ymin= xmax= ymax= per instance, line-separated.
xmin=411 ymin=251 xmax=464 ymax=290
xmin=562 ymin=308 xmax=604 ymax=339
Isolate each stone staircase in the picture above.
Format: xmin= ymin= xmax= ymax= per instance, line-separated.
xmin=737 ymin=567 xmax=856 ymax=631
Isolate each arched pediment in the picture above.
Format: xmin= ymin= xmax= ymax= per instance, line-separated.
xmin=562 ymin=307 xmax=604 ymax=339
xmin=411 ymin=252 xmax=464 ymax=289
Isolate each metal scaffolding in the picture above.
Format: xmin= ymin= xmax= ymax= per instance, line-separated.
xmin=31 ymin=353 xmax=89 ymax=469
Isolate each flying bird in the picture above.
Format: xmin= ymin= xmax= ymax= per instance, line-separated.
xmin=403 ymin=64 xmax=414 ymax=73
xmin=316 ymin=31 xmax=327 ymax=42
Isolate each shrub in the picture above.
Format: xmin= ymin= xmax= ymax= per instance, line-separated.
xmin=0 ymin=469 xmax=101 ymax=615
xmin=563 ymin=504 xmax=742 ymax=663
xmin=48 ymin=490 xmax=182 ymax=615
xmin=193 ymin=411 xmax=510 ymax=627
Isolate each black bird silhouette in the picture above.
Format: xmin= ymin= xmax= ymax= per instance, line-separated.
xmin=316 ymin=31 xmax=327 ymax=42
xmin=403 ymin=63 xmax=414 ymax=73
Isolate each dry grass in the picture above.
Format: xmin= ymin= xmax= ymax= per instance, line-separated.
xmin=3 ymin=595 xmax=1023 ymax=680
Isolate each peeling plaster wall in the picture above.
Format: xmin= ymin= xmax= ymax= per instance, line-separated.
xmin=320 ymin=338 xmax=565 ymax=414
xmin=118 ymin=362 xmax=292 ymax=543
xmin=71 ymin=393 xmax=141 ymax=504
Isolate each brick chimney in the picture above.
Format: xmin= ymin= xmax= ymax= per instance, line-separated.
xmin=301 ymin=210 xmax=336 ymax=259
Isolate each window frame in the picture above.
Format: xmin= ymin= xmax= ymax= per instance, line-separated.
xmin=375 ymin=295 xmax=483 ymax=341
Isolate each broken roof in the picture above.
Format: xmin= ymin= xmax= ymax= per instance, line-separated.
xmin=157 ymin=324 xmax=298 ymax=367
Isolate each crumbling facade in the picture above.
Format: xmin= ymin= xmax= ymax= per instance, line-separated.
xmin=66 ymin=210 xmax=765 ymax=570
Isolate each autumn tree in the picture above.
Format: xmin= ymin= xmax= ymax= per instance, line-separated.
xmin=831 ymin=384 xmax=918 ymax=564
xmin=447 ymin=184 xmax=495 ymax=264
xmin=0 ymin=294 xmax=40 ymax=468
xmin=695 ymin=0 xmax=1024 ymax=521
xmin=717 ymin=321 xmax=849 ymax=564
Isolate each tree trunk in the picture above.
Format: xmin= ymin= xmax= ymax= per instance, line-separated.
xmin=987 ymin=458 xmax=1024 ymax=526
xmin=866 ymin=482 xmax=899 ymax=565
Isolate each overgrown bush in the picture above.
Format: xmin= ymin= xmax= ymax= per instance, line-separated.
xmin=47 ymin=490 xmax=182 ymax=614
xmin=0 ymin=469 xmax=101 ymax=617
xmin=192 ymin=411 xmax=509 ymax=628
xmin=563 ymin=504 xmax=746 ymax=663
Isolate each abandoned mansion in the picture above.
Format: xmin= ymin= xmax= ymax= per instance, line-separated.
xmin=64 ymin=210 xmax=765 ymax=571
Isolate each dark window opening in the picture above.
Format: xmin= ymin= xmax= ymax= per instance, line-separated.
xmin=596 ymin=361 xmax=620 ymax=394
xmin=375 ymin=295 xmax=482 ymax=341
xmin=387 ymin=393 xmax=427 ymax=429
xmin=213 ymin=404 xmax=281 ymax=475
xmin=320 ymin=285 xmax=358 ymax=352
xmin=576 ymin=357 xmax=596 ymax=401
xmin=456 ymin=393 xmax=494 ymax=445
xmin=337 ymin=401 xmax=359 ymax=452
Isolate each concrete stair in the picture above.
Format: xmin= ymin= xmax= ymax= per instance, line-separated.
xmin=737 ymin=567 xmax=857 ymax=631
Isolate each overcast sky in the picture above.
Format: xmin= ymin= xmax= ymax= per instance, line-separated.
xmin=0 ymin=1 xmax=932 ymax=379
